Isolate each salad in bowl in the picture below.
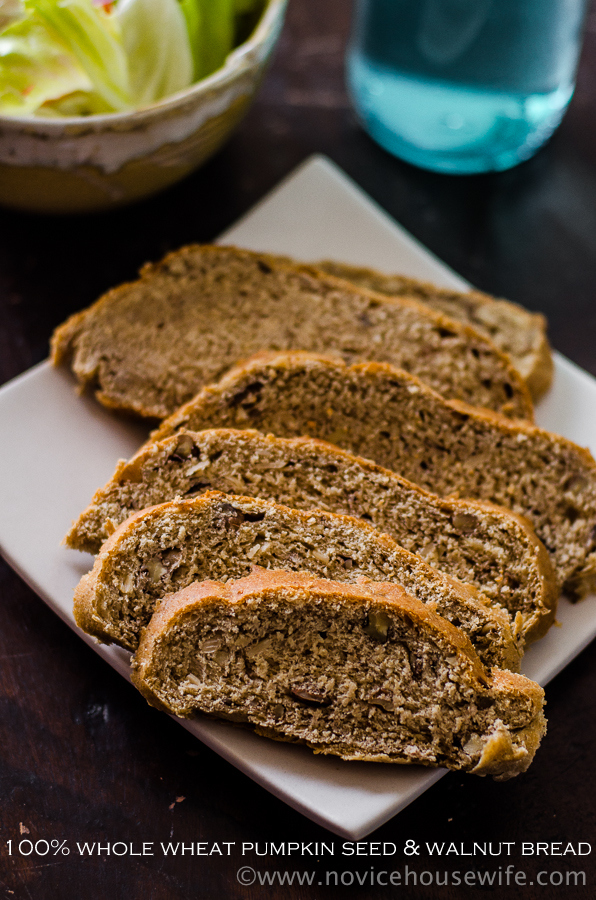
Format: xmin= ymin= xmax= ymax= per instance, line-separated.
xmin=0 ymin=0 xmax=285 ymax=211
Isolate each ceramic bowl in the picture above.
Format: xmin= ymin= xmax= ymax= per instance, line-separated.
xmin=0 ymin=0 xmax=286 ymax=214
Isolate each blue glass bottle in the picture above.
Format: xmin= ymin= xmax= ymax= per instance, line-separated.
xmin=347 ymin=0 xmax=589 ymax=174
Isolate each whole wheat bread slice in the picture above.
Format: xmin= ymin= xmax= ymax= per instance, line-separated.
xmin=50 ymin=244 xmax=533 ymax=420
xmin=317 ymin=260 xmax=553 ymax=401
xmin=132 ymin=569 xmax=545 ymax=778
xmin=151 ymin=351 xmax=596 ymax=599
xmin=74 ymin=491 xmax=520 ymax=671
xmin=67 ymin=428 xmax=556 ymax=647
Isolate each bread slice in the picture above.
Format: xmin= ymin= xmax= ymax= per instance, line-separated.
xmin=74 ymin=491 xmax=520 ymax=671
xmin=152 ymin=351 xmax=596 ymax=599
xmin=50 ymin=244 xmax=533 ymax=421
xmin=67 ymin=428 xmax=556 ymax=647
xmin=131 ymin=569 xmax=545 ymax=778
xmin=317 ymin=260 xmax=553 ymax=401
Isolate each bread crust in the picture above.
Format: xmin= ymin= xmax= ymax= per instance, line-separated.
xmin=131 ymin=569 xmax=545 ymax=778
xmin=134 ymin=570 xmax=485 ymax=681
xmin=150 ymin=350 xmax=596 ymax=598
xmin=50 ymin=244 xmax=533 ymax=421
xmin=66 ymin=427 xmax=557 ymax=646
xmin=73 ymin=490 xmax=521 ymax=671
xmin=314 ymin=260 xmax=553 ymax=402
xmin=72 ymin=572 xmax=102 ymax=639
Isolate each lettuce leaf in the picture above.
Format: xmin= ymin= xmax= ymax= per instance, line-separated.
xmin=36 ymin=86 xmax=114 ymax=115
xmin=116 ymin=0 xmax=192 ymax=105
xmin=178 ymin=0 xmax=201 ymax=80
xmin=30 ymin=0 xmax=131 ymax=109
xmin=234 ymin=0 xmax=260 ymax=12
xmin=0 ymin=0 xmax=264 ymax=117
xmin=0 ymin=14 xmax=89 ymax=114
xmin=180 ymin=0 xmax=235 ymax=81
xmin=0 ymin=0 xmax=26 ymax=33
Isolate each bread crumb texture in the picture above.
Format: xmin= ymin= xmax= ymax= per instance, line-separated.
xmin=67 ymin=428 xmax=556 ymax=647
xmin=132 ymin=570 xmax=546 ymax=778
xmin=50 ymin=245 xmax=533 ymax=420
xmin=316 ymin=260 xmax=553 ymax=401
xmin=73 ymin=491 xmax=521 ymax=672
xmin=152 ymin=352 xmax=596 ymax=599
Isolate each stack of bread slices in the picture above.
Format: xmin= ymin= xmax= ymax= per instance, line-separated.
xmin=53 ymin=245 xmax=596 ymax=779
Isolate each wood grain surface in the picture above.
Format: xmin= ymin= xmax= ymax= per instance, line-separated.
xmin=1 ymin=0 xmax=596 ymax=897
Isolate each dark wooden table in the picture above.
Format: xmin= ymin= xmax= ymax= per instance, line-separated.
xmin=1 ymin=1 xmax=596 ymax=897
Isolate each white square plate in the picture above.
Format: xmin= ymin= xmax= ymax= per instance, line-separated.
xmin=1 ymin=155 xmax=596 ymax=839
